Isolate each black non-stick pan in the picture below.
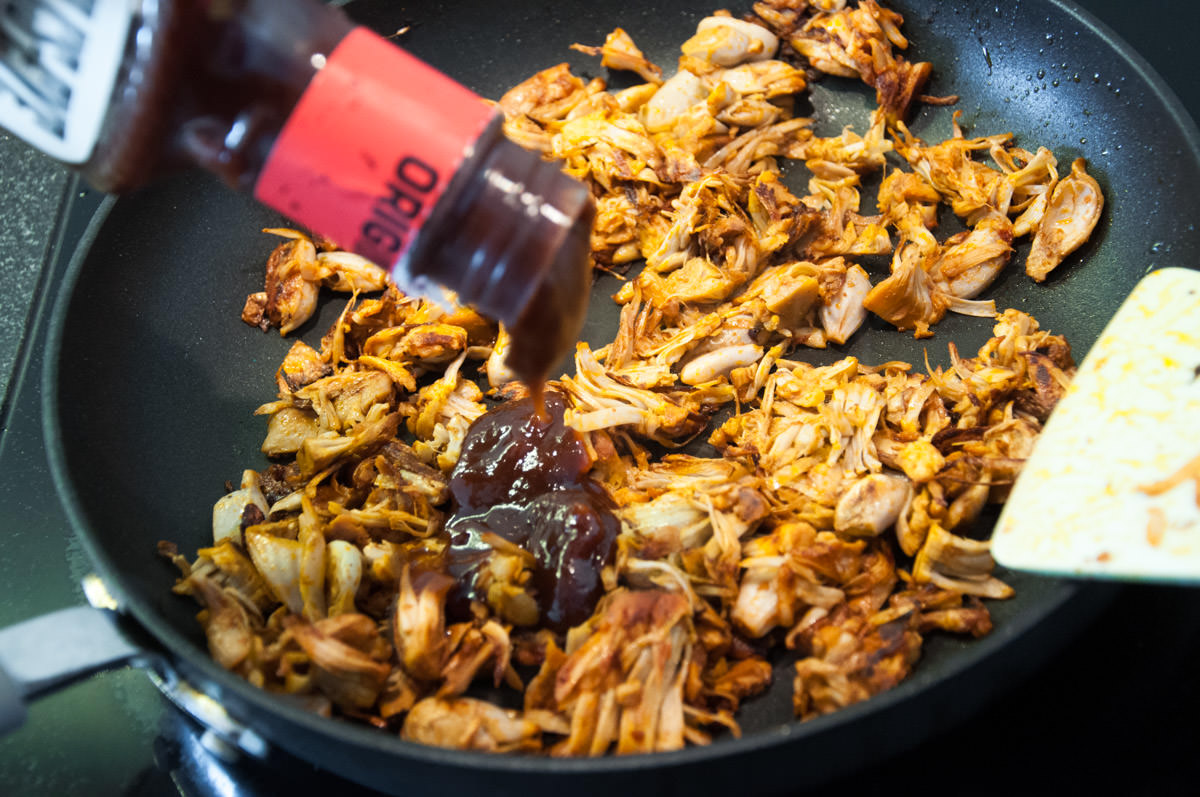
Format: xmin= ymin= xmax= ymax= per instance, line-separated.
xmin=7 ymin=0 xmax=1200 ymax=794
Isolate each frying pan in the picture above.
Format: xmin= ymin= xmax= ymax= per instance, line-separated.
xmin=3 ymin=0 xmax=1197 ymax=793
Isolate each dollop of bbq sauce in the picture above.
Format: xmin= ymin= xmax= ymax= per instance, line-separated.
xmin=444 ymin=393 xmax=619 ymax=631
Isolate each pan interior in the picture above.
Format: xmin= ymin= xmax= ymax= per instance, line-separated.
xmin=41 ymin=0 xmax=1200 ymax=780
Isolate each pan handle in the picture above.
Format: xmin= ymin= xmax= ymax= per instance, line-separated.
xmin=0 ymin=604 xmax=149 ymax=735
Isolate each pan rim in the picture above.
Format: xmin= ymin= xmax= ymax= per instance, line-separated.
xmin=36 ymin=0 xmax=1194 ymax=782
xmin=1048 ymin=0 xmax=1200 ymax=152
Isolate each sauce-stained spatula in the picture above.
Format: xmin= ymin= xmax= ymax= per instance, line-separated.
xmin=993 ymin=267 xmax=1200 ymax=582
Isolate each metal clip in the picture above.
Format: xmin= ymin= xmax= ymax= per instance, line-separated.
xmin=147 ymin=668 xmax=270 ymax=763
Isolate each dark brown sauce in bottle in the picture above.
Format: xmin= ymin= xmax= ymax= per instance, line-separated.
xmin=85 ymin=0 xmax=352 ymax=194
xmin=444 ymin=394 xmax=619 ymax=631
xmin=506 ymin=209 xmax=594 ymax=408
xmin=80 ymin=0 xmax=594 ymax=390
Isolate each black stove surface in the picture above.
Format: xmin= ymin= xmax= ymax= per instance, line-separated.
xmin=2 ymin=2 xmax=1200 ymax=795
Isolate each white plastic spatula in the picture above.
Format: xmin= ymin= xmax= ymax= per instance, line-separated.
xmin=993 ymin=267 xmax=1200 ymax=582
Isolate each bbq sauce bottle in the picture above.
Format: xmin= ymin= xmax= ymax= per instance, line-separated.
xmin=3 ymin=0 xmax=593 ymax=386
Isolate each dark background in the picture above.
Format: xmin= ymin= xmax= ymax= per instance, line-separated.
xmin=0 ymin=1 xmax=1197 ymax=795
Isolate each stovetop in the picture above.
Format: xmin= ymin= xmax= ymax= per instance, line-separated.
xmin=2 ymin=2 xmax=1200 ymax=795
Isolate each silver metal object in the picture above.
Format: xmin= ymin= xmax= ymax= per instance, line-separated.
xmin=0 ymin=0 xmax=133 ymax=162
xmin=148 ymin=669 xmax=270 ymax=763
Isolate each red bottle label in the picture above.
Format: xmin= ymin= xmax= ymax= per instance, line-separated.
xmin=254 ymin=27 xmax=495 ymax=268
